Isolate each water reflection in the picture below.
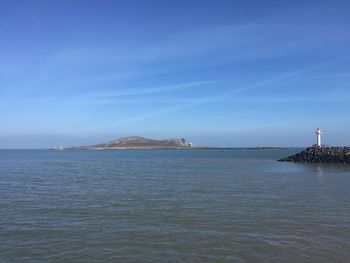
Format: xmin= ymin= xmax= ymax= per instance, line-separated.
xmin=296 ymin=162 xmax=350 ymax=183
xmin=299 ymin=162 xmax=350 ymax=173
xmin=314 ymin=165 xmax=324 ymax=181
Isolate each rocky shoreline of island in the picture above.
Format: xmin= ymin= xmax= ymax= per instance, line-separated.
xmin=278 ymin=147 xmax=350 ymax=164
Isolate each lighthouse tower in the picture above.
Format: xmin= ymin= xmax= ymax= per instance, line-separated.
xmin=315 ymin=128 xmax=322 ymax=147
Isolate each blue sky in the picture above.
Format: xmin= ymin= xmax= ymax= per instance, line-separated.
xmin=1 ymin=0 xmax=350 ymax=148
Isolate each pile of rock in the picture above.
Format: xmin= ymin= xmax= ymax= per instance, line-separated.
xmin=279 ymin=147 xmax=350 ymax=164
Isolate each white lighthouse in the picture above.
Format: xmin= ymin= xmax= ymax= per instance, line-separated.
xmin=315 ymin=128 xmax=322 ymax=147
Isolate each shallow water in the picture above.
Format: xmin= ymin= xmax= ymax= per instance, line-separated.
xmin=1 ymin=149 xmax=350 ymax=262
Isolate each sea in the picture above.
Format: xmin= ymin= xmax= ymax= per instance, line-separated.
xmin=1 ymin=149 xmax=350 ymax=262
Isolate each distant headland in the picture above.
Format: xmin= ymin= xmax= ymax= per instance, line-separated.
xmin=50 ymin=136 xmax=197 ymax=150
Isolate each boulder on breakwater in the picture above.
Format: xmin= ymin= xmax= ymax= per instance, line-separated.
xmin=279 ymin=147 xmax=350 ymax=164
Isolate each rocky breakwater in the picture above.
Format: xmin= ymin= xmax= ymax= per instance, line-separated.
xmin=279 ymin=147 xmax=350 ymax=164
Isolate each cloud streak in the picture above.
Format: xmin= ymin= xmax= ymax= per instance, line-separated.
xmin=1 ymin=80 xmax=215 ymax=106
xmin=107 ymin=56 xmax=350 ymax=127
xmin=77 ymin=80 xmax=215 ymax=98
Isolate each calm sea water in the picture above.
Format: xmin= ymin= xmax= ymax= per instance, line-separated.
xmin=1 ymin=149 xmax=350 ymax=262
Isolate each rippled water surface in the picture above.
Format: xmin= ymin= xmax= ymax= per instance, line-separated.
xmin=1 ymin=149 xmax=350 ymax=262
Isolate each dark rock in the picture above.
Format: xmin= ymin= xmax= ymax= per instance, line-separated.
xmin=279 ymin=147 xmax=350 ymax=164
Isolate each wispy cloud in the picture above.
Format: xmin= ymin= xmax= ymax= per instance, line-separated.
xmin=45 ymin=23 xmax=350 ymax=67
xmin=105 ymin=56 xmax=350 ymax=127
xmin=51 ymin=94 xmax=350 ymax=107
xmin=41 ymin=56 xmax=348 ymax=107
xmin=77 ymin=80 xmax=215 ymax=98
xmin=2 ymin=80 xmax=215 ymax=106
xmin=28 ymin=12 xmax=40 ymax=23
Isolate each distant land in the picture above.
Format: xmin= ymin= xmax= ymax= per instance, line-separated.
xmin=247 ymin=146 xmax=286 ymax=150
xmin=50 ymin=136 xmax=287 ymax=150
xmin=50 ymin=136 xmax=196 ymax=150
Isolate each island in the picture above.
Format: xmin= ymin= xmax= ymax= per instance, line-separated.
xmin=50 ymin=136 xmax=197 ymax=150
xmin=279 ymin=147 xmax=350 ymax=164
xmin=248 ymin=146 xmax=286 ymax=150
